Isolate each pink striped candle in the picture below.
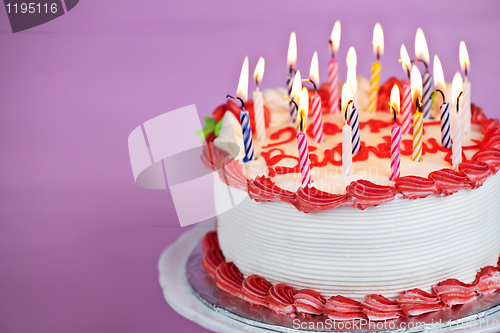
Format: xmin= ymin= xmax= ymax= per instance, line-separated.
xmin=312 ymin=92 xmax=324 ymax=143
xmin=401 ymin=79 xmax=412 ymax=134
xmin=328 ymin=59 xmax=340 ymax=113
xmin=297 ymin=132 xmax=312 ymax=186
xmin=390 ymin=124 xmax=402 ymax=180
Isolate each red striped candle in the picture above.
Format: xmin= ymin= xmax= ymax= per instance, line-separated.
xmin=328 ymin=59 xmax=339 ymax=114
xmin=391 ymin=124 xmax=402 ymax=180
xmin=297 ymin=132 xmax=312 ymax=186
xmin=312 ymin=92 xmax=324 ymax=143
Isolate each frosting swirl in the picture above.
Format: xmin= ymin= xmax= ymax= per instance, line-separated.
xmin=202 ymin=248 xmax=225 ymax=278
xmin=215 ymin=262 xmax=244 ymax=297
xmin=266 ymin=283 xmax=297 ymax=317
xmin=241 ymin=275 xmax=272 ymax=307
xmin=293 ymin=289 xmax=326 ymax=316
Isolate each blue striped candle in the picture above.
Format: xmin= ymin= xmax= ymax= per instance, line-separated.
xmin=349 ymin=104 xmax=360 ymax=154
xmin=422 ymin=71 xmax=433 ymax=119
xmin=440 ymin=103 xmax=451 ymax=149
xmin=240 ymin=110 xmax=254 ymax=162
xmin=287 ymin=69 xmax=297 ymax=122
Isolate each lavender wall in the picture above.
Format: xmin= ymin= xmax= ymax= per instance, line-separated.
xmin=1 ymin=1 xmax=499 ymax=332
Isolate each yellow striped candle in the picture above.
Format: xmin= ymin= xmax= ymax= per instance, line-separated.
xmin=368 ymin=23 xmax=384 ymax=113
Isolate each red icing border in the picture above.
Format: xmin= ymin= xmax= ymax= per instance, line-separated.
xmin=202 ymin=231 xmax=500 ymax=321
xmin=204 ymin=103 xmax=500 ymax=212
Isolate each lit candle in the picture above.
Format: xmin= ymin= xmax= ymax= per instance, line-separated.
xmin=290 ymin=70 xmax=302 ymax=123
xmin=433 ymin=55 xmax=451 ymax=149
xmin=389 ymin=84 xmax=401 ymax=180
xmin=400 ymin=45 xmax=412 ymax=134
xmin=253 ymin=57 xmax=266 ymax=141
xmin=226 ymin=57 xmax=253 ymax=162
xmin=460 ymin=41 xmax=471 ymax=135
xmin=296 ymin=87 xmax=312 ymax=186
xmin=346 ymin=46 xmax=358 ymax=107
xmin=452 ymin=72 xmax=464 ymax=171
xmin=287 ymin=32 xmax=298 ymax=122
xmin=306 ymin=52 xmax=324 ymax=143
xmin=328 ymin=21 xmax=341 ymax=114
xmin=411 ymin=65 xmax=423 ymax=162
xmin=415 ymin=28 xmax=433 ymax=120
xmin=341 ymin=84 xmax=353 ymax=176
xmin=368 ymin=23 xmax=384 ymax=113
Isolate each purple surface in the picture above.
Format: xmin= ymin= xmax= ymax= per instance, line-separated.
xmin=1 ymin=1 xmax=499 ymax=332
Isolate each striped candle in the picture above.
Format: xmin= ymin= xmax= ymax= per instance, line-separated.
xmin=342 ymin=121 xmax=352 ymax=176
xmin=311 ymin=93 xmax=324 ymax=143
xmin=349 ymin=104 xmax=360 ymax=154
xmin=440 ymin=102 xmax=451 ymax=149
xmin=412 ymin=107 xmax=423 ymax=162
xmin=462 ymin=80 xmax=471 ymax=135
xmin=401 ymin=80 xmax=412 ymax=134
xmin=452 ymin=115 xmax=463 ymax=171
xmin=287 ymin=70 xmax=297 ymax=122
xmin=328 ymin=59 xmax=340 ymax=113
xmin=297 ymin=132 xmax=312 ymax=186
xmin=422 ymin=71 xmax=433 ymax=119
xmin=239 ymin=110 xmax=254 ymax=162
xmin=390 ymin=124 xmax=401 ymax=180
xmin=253 ymin=89 xmax=265 ymax=141
xmin=368 ymin=61 xmax=381 ymax=113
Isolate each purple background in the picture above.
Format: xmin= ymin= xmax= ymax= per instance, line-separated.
xmin=1 ymin=1 xmax=499 ymax=332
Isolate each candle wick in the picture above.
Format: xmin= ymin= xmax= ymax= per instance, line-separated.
xmin=345 ymin=100 xmax=353 ymax=121
xmin=434 ymin=89 xmax=446 ymax=103
xmin=226 ymin=94 xmax=245 ymax=111
xmin=377 ymin=52 xmax=380 ymax=61
xmin=285 ymin=96 xmax=299 ymax=115
xmin=406 ymin=66 xmax=410 ymax=79
xmin=329 ymin=40 xmax=335 ymax=58
xmin=303 ymin=78 xmax=317 ymax=91
xmin=411 ymin=58 xmax=428 ymax=72
xmin=415 ymin=97 xmax=422 ymax=112
xmin=464 ymin=64 xmax=468 ymax=79
xmin=456 ymin=91 xmax=463 ymax=114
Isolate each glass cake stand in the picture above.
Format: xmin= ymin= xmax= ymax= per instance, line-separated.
xmin=159 ymin=219 xmax=500 ymax=333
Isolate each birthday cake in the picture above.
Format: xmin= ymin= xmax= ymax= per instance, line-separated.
xmin=198 ymin=29 xmax=500 ymax=321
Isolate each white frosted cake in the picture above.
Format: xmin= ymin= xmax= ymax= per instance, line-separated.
xmin=200 ymin=80 xmax=500 ymax=320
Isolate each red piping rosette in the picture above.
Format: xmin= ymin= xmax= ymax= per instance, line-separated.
xmin=202 ymin=248 xmax=225 ymax=278
xmin=432 ymin=279 xmax=477 ymax=307
xmin=215 ymin=262 xmax=244 ymax=297
xmin=428 ymin=168 xmax=472 ymax=196
xmin=248 ymin=176 xmax=295 ymax=203
xmin=266 ymin=283 xmax=297 ymax=317
xmin=293 ymin=186 xmax=350 ymax=213
xmin=395 ymin=176 xmax=441 ymax=199
xmin=293 ymin=289 xmax=326 ymax=317
xmin=202 ymin=231 xmax=219 ymax=252
xmin=472 ymin=148 xmax=500 ymax=174
xmin=241 ymin=275 xmax=272 ymax=307
xmin=471 ymin=266 xmax=500 ymax=295
xmin=324 ymin=295 xmax=366 ymax=320
xmin=396 ymin=289 xmax=445 ymax=317
xmin=458 ymin=160 xmax=491 ymax=189
xmin=480 ymin=127 xmax=500 ymax=151
xmin=362 ymin=294 xmax=405 ymax=321
xmin=346 ymin=180 xmax=397 ymax=210
xmin=217 ymin=158 xmax=248 ymax=191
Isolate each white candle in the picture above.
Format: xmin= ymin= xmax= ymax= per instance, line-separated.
xmin=341 ymin=84 xmax=353 ymax=176
xmin=253 ymin=57 xmax=266 ymax=141
xmin=460 ymin=41 xmax=471 ymax=135
xmin=452 ymin=72 xmax=464 ymax=171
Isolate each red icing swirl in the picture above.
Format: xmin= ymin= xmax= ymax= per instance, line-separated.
xmin=395 ymin=176 xmax=441 ymax=199
xmin=215 ymin=262 xmax=244 ymax=297
xmin=248 ymin=176 xmax=295 ymax=203
xmin=458 ymin=160 xmax=491 ymax=189
xmin=396 ymin=289 xmax=445 ymax=317
xmin=471 ymin=266 xmax=500 ymax=295
xmin=293 ymin=289 xmax=326 ymax=316
xmin=202 ymin=248 xmax=225 ymax=278
xmin=472 ymin=148 xmax=500 ymax=174
xmin=428 ymin=169 xmax=472 ymax=196
xmin=241 ymin=275 xmax=272 ymax=307
xmin=266 ymin=283 xmax=297 ymax=317
xmin=293 ymin=186 xmax=350 ymax=213
xmin=217 ymin=158 xmax=248 ymax=191
xmin=324 ymin=295 xmax=366 ymax=320
xmin=362 ymin=294 xmax=405 ymax=321
xmin=201 ymin=231 xmax=219 ymax=252
xmin=432 ymin=278 xmax=478 ymax=307
xmin=347 ymin=180 xmax=397 ymax=210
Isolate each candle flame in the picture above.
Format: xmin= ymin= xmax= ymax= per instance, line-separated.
xmin=254 ymin=57 xmax=265 ymax=85
xmin=330 ymin=21 xmax=341 ymax=54
xmin=309 ymin=51 xmax=319 ymax=86
xmin=411 ymin=65 xmax=422 ymax=103
xmin=390 ymin=84 xmax=400 ymax=114
xmin=346 ymin=46 xmax=357 ymax=68
xmin=452 ymin=71 xmax=463 ymax=105
xmin=297 ymin=87 xmax=309 ymax=132
xmin=433 ymin=55 xmax=445 ymax=92
xmin=459 ymin=41 xmax=470 ymax=75
xmin=287 ymin=32 xmax=297 ymax=68
xmin=236 ymin=56 xmax=249 ymax=102
xmin=400 ymin=44 xmax=411 ymax=74
xmin=373 ymin=23 xmax=384 ymax=57
xmin=415 ymin=28 xmax=429 ymax=64
xmin=291 ymin=70 xmax=302 ymax=102
xmin=346 ymin=59 xmax=357 ymax=98
xmin=341 ymin=84 xmax=353 ymax=114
